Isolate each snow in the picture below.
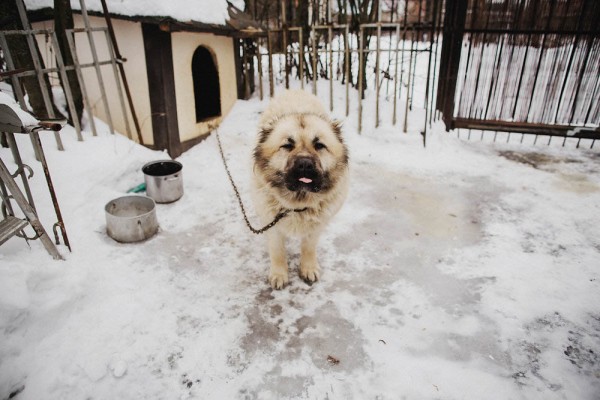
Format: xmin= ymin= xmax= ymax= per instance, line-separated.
xmin=24 ymin=0 xmax=245 ymax=26
xmin=1 ymin=82 xmax=600 ymax=400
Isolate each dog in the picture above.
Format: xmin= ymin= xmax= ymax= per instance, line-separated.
xmin=252 ymin=90 xmax=349 ymax=289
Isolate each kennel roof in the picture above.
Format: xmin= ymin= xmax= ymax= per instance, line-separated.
xmin=24 ymin=0 xmax=264 ymax=36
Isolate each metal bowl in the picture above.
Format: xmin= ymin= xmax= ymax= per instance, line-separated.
xmin=105 ymin=195 xmax=158 ymax=243
xmin=142 ymin=160 xmax=183 ymax=203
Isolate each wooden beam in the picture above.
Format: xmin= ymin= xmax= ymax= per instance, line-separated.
xmin=142 ymin=23 xmax=181 ymax=157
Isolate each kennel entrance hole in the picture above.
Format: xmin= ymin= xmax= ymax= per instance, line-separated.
xmin=192 ymin=46 xmax=221 ymax=122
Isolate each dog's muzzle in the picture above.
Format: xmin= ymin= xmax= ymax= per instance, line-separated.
xmin=285 ymin=156 xmax=322 ymax=193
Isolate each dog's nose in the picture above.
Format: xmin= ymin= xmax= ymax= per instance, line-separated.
xmin=294 ymin=157 xmax=315 ymax=172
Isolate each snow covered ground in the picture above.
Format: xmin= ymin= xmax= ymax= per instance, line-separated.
xmin=1 ymin=85 xmax=599 ymax=399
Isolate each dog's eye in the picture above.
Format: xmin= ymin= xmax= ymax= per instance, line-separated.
xmin=314 ymin=142 xmax=327 ymax=150
xmin=280 ymin=143 xmax=294 ymax=151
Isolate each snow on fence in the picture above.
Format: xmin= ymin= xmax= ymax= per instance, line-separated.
xmin=437 ymin=0 xmax=600 ymax=148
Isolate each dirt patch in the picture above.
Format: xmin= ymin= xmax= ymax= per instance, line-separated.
xmin=499 ymin=150 xmax=581 ymax=170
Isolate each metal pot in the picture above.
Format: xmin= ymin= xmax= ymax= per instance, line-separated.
xmin=142 ymin=160 xmax=183 ymax=203
xmin=105 ymin=195 xmax=158 ymax=243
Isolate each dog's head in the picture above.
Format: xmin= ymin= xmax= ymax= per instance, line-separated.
xmin=254 ymin=112 xmax=348 ymax=201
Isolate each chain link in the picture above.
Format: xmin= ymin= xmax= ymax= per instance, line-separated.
xmin=215 ymin=131 xmax=307 ymax=235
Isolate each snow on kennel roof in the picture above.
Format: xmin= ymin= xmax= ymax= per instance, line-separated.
xmin=24 ymin=0 xmax=248 ymax=27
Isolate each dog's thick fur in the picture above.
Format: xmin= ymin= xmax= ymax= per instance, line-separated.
xmin=252 ymin=90 xmax=349 ymax=289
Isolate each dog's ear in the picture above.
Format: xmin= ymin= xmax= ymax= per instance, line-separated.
xmin=258 ymin=125 xmax=274 ymax=144
xmin=331 ymin=119 xmax=344 ymax=142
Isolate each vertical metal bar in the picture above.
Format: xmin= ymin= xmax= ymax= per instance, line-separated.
xmin=568 ymin=28 xmax=597 ymax=124
xmin=411 ymin=0 xmax=422 ymax=113
xmin=442 ymin=0 xmax=473 ymax=123
xmin=328 ymin=25 xmax=333 ymax=111
xmin=552 ymin=0 xmax=589 ymax=124
xmin=281 ymin=27 xmax=290 ymax=89
xmin=49 ymin=32 xmax=83 ymax=141
xmin=299 ymin=28 xmax=304 ymax=89
xmin=31 ymin=131 xmax=71 ymax=251
xmin=345 ymin=24 xmax=350 ymax=116
xmin=267 ymin=31 xmax=274 ymax=97
xmin=465 ymin=0 xmax=493 ymax=119
xmin=482 ymin=0 xmax=512 ymax=121
xmin=393 ymin=24 xmax=400 ymax=125
xmin=66 ymin=29 xmax=97 ymax=136
xmin=538 ymin=1 xmax=572 ymax=124
xmin=456 ymin=27 xmax=474 ymax=117
xmin=511 ymin=0 xmax=540 ymax=122
xmin=583 ymin=69 xmax=600 ymax=125
xmin=398 ymin=1 xmax=408 ymax=106
xmin=399 ymin=21 xmax=406 ymax=106
xmin=358 ymin=26 xmax=364 ymax=134
xmin=312 ymin=25 xmax=317 ymax=95
xmin=103 ymin=29 xmax=132 ymax=139
xmin=576 ymin=39 xmax=598 ymax=125
xmin=430 ymin=0 xmax=441 ymax=124
xmin=242 ymin=40 xmax=251 ymax=99
xmin=409 ymin=32 xmax=417 ymax=111
xmin=282 ymin=0 xmax=289 ymax=89
xmin=483 ymin=34 xmax=505 ymax=120
xmin=403 ymin=28 xmax=414 ymax=133
xmin=424 ymin=0 xmax=440 ymax=136
xmin=375 ymin=23 xmax=381 ymax=127
xmin=79 ymin=0 xmax=114 ymax=134
xmin=525 ymin=0 xmax=557 ymax=123
xmin=384 ymin=26 xmax=392 ymax=99
xmin=256 ymin=37 xmax=264 ymax=101
xmin=497 ymin=0 xmax=527 ymax=120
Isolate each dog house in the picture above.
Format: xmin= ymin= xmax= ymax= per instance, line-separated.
xmin=27 ymin=1 xmax=261 ymax=157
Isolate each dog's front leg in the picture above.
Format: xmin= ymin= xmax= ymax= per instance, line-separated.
xmin=268 ymin=230 xmax=288 ymax=289
xmin=300 ymin=231 xmax=321 ymax=283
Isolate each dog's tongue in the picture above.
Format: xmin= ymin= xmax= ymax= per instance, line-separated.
xmin=299 ymin=177 xmax=313 ymax=184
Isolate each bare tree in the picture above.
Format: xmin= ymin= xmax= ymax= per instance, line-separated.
xmin=242 ymin=0 xmax=381 ymax=96
xmin=345 ymin=0 xmax=379 ymax=97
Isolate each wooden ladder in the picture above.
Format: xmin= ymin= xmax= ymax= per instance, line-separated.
xmin=0 ymin=156 xmax=62 ymax=259
xmin=0 ymin=215 xmax=29 ymax=246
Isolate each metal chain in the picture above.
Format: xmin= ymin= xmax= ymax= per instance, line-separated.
xmin=215 ymin=131 xmax=307 ymax=235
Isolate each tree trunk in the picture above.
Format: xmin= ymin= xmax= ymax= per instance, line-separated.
xmin=0 ymin=0 xmax=64 ymax=120
xmin=54 ymin=0 xmax=83 ymax=126
xmin=347 ymin=0 xmax=379 ymax=98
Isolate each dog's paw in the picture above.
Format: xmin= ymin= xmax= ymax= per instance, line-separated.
xmin=299 ymin=262 xmax=320 ymax=283
xmin=269 ymin=271 xmax=289 ymax=290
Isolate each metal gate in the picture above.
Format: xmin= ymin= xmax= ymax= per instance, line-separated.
xmin=437 ymin=0 xmax=600 ymax=145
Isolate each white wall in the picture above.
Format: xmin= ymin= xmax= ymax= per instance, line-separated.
xmin=171 ymin=32 xmax=237 ymax=143
xmin=33 ymin=16 xmax=153 ymax=145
